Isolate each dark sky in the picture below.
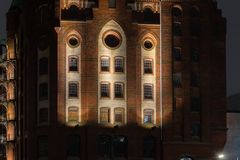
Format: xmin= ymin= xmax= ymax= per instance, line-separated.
xmin=0 ymin=0 xmax=239 ymax=96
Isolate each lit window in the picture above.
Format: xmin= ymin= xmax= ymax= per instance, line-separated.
xmin=173 ymin=47 xmax=182 ymax=61
xmin=39 ymin=108 xmax=48 ymax=123
xmin=114 ymin=108 xmax=124 ymax=123
xmin=143 ymin=136 xmax=156 ymax=158
xmin=38 ymin=136 xmax=48 ymax=157
xmin=100 ymin=83 xmax=110 ymax=98
xmin=100 ymin=108 xmax=110 ymax=123
xmin=144 ymin=59 xmax=153 ymax=74
xmin=69 ymin=57 xmax=78 ymax=72
xmin=69 ymin=82 xmax=78 ymax=98
xmin=143 ymin=109 xmax=153 ymax=124
xmin=173 ymin=73 xmax=182 ymax=88
xmin=39 ymin=58 xmax=48 ymax=75
xmin=114 ymin=57 xmax=124 ymax=72
xmin=101 ymin=57 xmax=110 ymax=72
xmin=114 ymin=83 xmax=124 ymax=98
xmin=67 ymin=135 xmax=80 ymax=156
xmin=68 ymin=107 xmax=79 ymax=122
xmin=173 ymin=22 xmax=182 ymax=36
xmin=108 ymin=0 xmax=116 ymax=8
xmin=144 ymin=84 xmax=153 ymax=99
xmin=39 ymin=83 xmax=48 ymax=100
xmin=191 ymin=123 xmax=201 ymax=138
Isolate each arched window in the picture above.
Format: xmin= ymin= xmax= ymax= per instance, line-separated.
xmin=172 ymin=7 xmax=182 ymax=17
xmin=39 ymin=108 xmax=48 ymax=123
xmin=143 ymin=8 xmax=155 ymax=24
xmin=67 ymin=135 xmax=80 ymax=157
xmin=143 ymin=136 xmax=156 ymax=158
xmin=39 ymin=58 xmax=48 ymax=75
xmin=39 ymin=83 xmax=48 ymax=100
xmin=69 ymin=56 xmax=78 ymax=72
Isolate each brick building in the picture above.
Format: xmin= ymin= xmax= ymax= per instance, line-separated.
xmin=0 ymin=0 xmax=227 ymax=159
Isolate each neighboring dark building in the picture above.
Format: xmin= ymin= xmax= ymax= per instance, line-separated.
xmin=0 ymin=0 xmax=227 ymax=159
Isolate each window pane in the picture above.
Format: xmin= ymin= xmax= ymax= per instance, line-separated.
xmin=144 ymin=109 xmax=153 ymax=124
xmin=172 ymin=7 xmax=182 ymax=17
xmin=38 ymin=136 xmax=48 ymax=157
xmin=115 ymin=57 xmax=123 ymax=72
xmin=39 ymin=83 xmax=48 ymax=100
xmin=69 ymin=57 xmax=78 ymax=71
xmin=173 ymin=48 xmax=182 ymax=61
xmin=173 ymin=73 xmax=182 ymax=88
xmin=144 ymin=85 xmax=153 ymax=99
xmin=100 ymin=83 xmax=110 ymax=98
xmin=68 ymin=107 xmax=79 ymax=122
xmin=39 ymin=58 xmax=48 ymax=75
xmin=69 ymin=83 xmax=78 ymax=97
xmin=114 ymin=83 xmax=124 ymax=98
xmin=114 ymin=108 xmax=124 ymax=123
xmin=144 ymin=59 xmax=153 ymax=74
xmin=191 ymin=123 xmax=201 ymax=138
xmin=101 ymin=57 xmax=110 ymax=72
xmin=173 ymin=22 xmax=182 ymax=36
xmin=108 ymin=0 xmax=116 ymax=8
xmin=39 ymin=108 xmax=48 ymax=123
xmin=100 ymin=108 xmax=110 ymax=123
xmin=67 ymin=135 xmax=80 ymax=156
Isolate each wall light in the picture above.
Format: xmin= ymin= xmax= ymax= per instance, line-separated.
xmin=218 ymin=154 xmax=225 ymax=159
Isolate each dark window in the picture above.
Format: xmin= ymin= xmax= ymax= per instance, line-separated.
xmin=191 ymin=123 xmax=201 ymax=138
xmin=39 ymin=108 xmax=48 ymax=123
xmin=114 ymin=83 xmax=124 ymax=98
xmin=0 ymin=105 xmax=6 ymax=121
xmin=38 ymin=136 xmax=48 ymax=157
xmin=39 ymin=83 xmax=48 ymax=100
xmin=101 ymin=57 xmax=110 ymax=72
xmin=114 ymin=108 xmax=124 ymax=123
xmin=144 ymin=84 xmax=153 ymax=99
xmin=173 ymin=73 xmax=182 ymax=88
xmin=69 ymin=82 xmax=78 ymax=98
xmin=113 ymin=136 xmax=128 ymax=158
xmin=67 ymin=135 xmax=80 ymax=156
xmin=104 ymin=34 xmax=120 ymax=48
xmin=39 ymin=58 xmax=48 ymax=75
xmin=173 ymin=47 xmax=182 ymax=61
xmin=143 ymin=136 xmax=156 ymax=158
xmin=144 ymin=40 xmax=153 ymax=50
xmin=191 ymin=73 xmax=199 ymax=87
xmin=191 ymin=48 xmax=199 ymax=62
xmin=100 ymin=83 xmax=110 ymax=98
xmin=190 ymin=22 xmax=201 ymax=37
xmin=190 ymin=7 xmax=200 ymax=18
xmin=69 ymin=57 xmax=78 ymax=72
xmin=144 ymin=59 xmax=153 ymax=74
xmin=143 ymin=8 xmax=155 ymax=24
xmin=97 ymin=135 xmax=111 ymax=158
xmin=108 ymin=0 xmax=116 ymax=8
xmin=0 ymin=85 xmax=6 ymax=101
xmin=173 ymin=22 xmax=182 ymax=36
xmin=143 ymin=109 xmax=153 ymax=124
xmin=115 ymin=57 xmax=124 ymax=72
xmin=172 ymin=7 xmax=182 ymax=17
xmin=69 ymin=5 xmax=79 ymax=20
xmin=100 ymin=108 xmax=110 ymax=123
xmin=191 ymin=97 xmax=201 ymax=112
xmin=68 ymin=37 xmax=79 ymax=47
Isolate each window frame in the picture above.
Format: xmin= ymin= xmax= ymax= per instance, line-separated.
xmin=114 ymin=82 xmax=124 ymax=99
xmin=143 ymin=84 xmax=154 ymax=100
xmin=68 ymin=82 xmax=79 ymax=98
xmin=100 ymin=82 xmax=110 ymax=98
xmin=114 ymin=108 xmax=125 ymax=124
xmin=39 ymin=83 xmax=48 ymax=101
xmin=68 ymin=56 xmax=79 ymax=72
xmin=100 ymin=56 xmax=110 ymax=73
xmin=143 ymin=59 xmax=153 ymax=74
xmin=100 ymin=107 xmax=110 ymax=124
xmin=114 ymin=56 xmax=124 ymax=73
xmin=68 ymin=106 xmax=79 ymax=123
xmin=143 ymin=109 xmax=154 ymax=124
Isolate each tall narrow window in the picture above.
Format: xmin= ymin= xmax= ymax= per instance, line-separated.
xmin=39 ymin=83 xmax=48 ymax=100
xmin=173 ymin=22 xmax=182 ymax=36
xmin=108 ymin=0 xmax=116 ymax=8
xmin=100 ymin=108 xmax=110 ymax=123
xmin=173 ymin=73 xmax=182 ymax=88
xmin=114 ymin=83 xmax=124 ymax=98
xmin=143 ymin=136 xmax=156 ymax=158
xmin=39 ymin=108 xmax=48 ymax=123
xmin=69 ymin=56 xmax=78 ymax=72
xmin=144 ymin=84 xmax=153 ymax=99
xmin=114 ymin=108 xmax=124 ymax=123
xmin=100 ymin=83 xmax=110 ymax=98
xmin=67 ymin=135 xmax=80 ymax=157
xmin=191 ymin=48 xmax=199 ymax=62
xmin=39 ymin=58 xmax=48 ymax=75
xmin=173 ymin=47 xmax=182 ymax=61
xmin=101 ymin=57 xmax=110 ymax=72
xmin=69 ymin=82 xmax=78 ymax=98
xmin=38 ymin=136 xmax=48 ymax=157
xmin=114 ymin=57 xmax=124 ymax=72
xmin=144 ymin=59 xmax=153 ymax=74
xmin=68 ymin=107 xmax=79 ymax=122
xmin=191 ymin=123 xmax=201 ymax=138
xmin=143 ymin=109 xmax=154 ymax=124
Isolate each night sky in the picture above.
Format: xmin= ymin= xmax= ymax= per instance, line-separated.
xmin=0 ymin=0 xmax=239 ymax=96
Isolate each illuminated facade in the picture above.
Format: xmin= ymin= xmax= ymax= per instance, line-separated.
xmin=0 ymin=0 xmax=227 ymax=159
